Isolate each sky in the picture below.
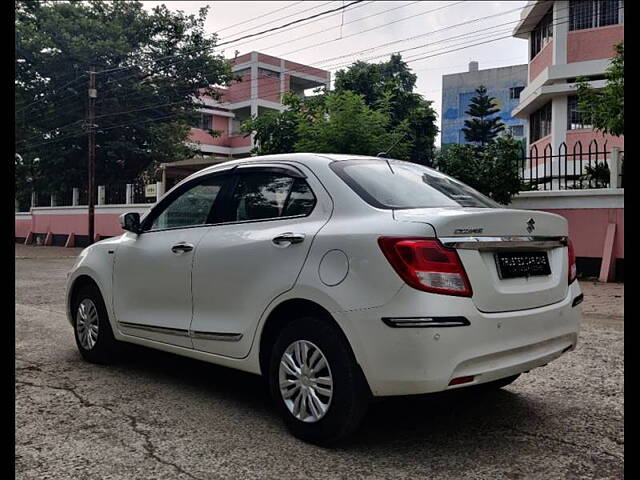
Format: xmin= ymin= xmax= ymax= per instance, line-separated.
xmin=142 ymin=1 xmax=529 ymax=146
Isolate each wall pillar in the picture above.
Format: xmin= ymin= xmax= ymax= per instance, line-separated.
xmin=31 ymin=191 xmax=36 ymax=208
xmin=125 ymin=184 xmax=133 ymax=204
xmin=97 ymin=185 xmax=105 ymax=205
xmin=250 ymin=52 xmax=258 ymax=148
xmin=50 ymin=194 xmax=57 ymax=207
xmin=553 ymin=1 xmax=568 ymax=65
xmin=156 ymin=181 xmax=164 ymax=202
xmin=279 ymin=58 xmax=286 ymax=108
xmin=72 ymin=188 xmax=79 ymax=206
xmin=551 ymin=95 xmax=567 ymax=154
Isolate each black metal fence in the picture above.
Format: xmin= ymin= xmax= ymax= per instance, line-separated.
xmin=519 ymin=139 xmax=623 ymax=190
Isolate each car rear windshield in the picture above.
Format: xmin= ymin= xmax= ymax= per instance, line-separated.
xmin=329 ymin=159 xmax=500 ymax=209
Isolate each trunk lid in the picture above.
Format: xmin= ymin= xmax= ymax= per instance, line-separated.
xmin=393 ymin=207 xmax=569 ymax=312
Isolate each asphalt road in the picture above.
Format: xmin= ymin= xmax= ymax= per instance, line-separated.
xmin=15 ymin=245 xmax=624 ymax=479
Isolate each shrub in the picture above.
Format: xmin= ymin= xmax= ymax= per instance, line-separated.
xmin=435 ymin=137 xmax=523 ymax=205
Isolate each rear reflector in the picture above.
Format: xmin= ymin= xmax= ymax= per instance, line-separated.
xmin=448 ymin=376 xmax=475 ymax=386
xmin=382 ymin=316 xmax=470 ymax=328
xmin=378 ymin=237 xmax=472 ymax=297
xmin=572 ymin=293 xmax=584 ymax=307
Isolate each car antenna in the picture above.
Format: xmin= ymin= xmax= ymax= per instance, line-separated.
xmin=376 ymin=132 xmax=408 ymax=174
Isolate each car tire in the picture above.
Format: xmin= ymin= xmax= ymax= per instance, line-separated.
xmin=268 ymin=316 xmax=370 ymax=445
xmin=72 ymin=284 xmax=118 ymax=364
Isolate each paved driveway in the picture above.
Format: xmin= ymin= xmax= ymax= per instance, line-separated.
xmin=15 ymin=244 xmax=623 ymax=479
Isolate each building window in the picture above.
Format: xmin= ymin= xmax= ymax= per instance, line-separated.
xmin=531 ymin=9 xmax=553 ymax=59
xmin=509 ymin=125 xmax=524 ymax=137
xmin=529 ymin=102 xmax=552 ymax=143
xmin=258 ymin=68 xmax=280 ymax=80
xmin=569 ymin=0 xmax=621 ymax=31
xmin=509 ymin=86 xmax=525 ymax=100
xmin=234 ymin=68 xmax=251 ymax=78
xmin=567 ymin=95 xmax=592 ymax=130
xmin=193 ymin=113 xmax=212 ymax=130
xmin=230 ymin=118 xmax=242 ymax=135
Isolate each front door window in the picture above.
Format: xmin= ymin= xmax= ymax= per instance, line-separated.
xmin=148 ymin=177 xmax=226 ymax=231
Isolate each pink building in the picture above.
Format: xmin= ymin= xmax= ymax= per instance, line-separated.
xmin=508 ymin=1 xmax=624 ymax=281
xmin=162 ymin=52 xmax=330 ymax=188
xmin=511 ymin=0 xmax=624 ymax=155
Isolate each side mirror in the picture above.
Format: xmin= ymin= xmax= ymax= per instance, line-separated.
xmin=119 ymin=212 xmax=141 ymax=234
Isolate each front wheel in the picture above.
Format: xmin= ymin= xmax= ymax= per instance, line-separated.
xmin=268 ymin=316 xmax=370 ymax=445
xmin=72 ymin=284 xmax=119 ymax=364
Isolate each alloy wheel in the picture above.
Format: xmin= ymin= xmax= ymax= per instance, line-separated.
xmin=278 ymin=340 xmax=333 ymax=423
xmin=76 ymin=298 xmax=99 ymax=350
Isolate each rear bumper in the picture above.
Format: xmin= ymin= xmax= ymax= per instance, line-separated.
xmin=340 ymin=281 xmax=582 ymax=396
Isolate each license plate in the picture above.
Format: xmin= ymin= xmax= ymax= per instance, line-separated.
xmin=494 ymin=251 xmax=551 ymax=279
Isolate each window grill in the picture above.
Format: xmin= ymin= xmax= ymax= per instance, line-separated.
xmin=529 ymin=102 xmax=552 ymax=143
xmin=192 ymin=113 xmax=213 ymax=130
xmin=567 ymin=95 xmax=593 ymax=130
xmin=569 ymin=0 xmax=621 ymax=31
xmin=509 ymin=86 xmax=525 ymax=100
xmin=531 ymin=10 xmax=553 ymax=59
xmin=509 ymin=125 xmax=524 ymax=138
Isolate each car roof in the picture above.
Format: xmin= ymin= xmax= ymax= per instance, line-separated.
xmin=195 ymin=152 xmax=391 ymax=176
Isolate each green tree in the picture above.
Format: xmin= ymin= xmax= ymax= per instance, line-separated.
xmin=294 ymin=91 xmax=411 ymax=158
xmin=461 ymin=86 xmax=505 ymax=146
xmin=241 ymin=108 xmax=299 ymax=156
xmin=576 ymin=42 xmax=624 ymax=137
xmin=15 ymin=0 xmax=234 ymax=208
xmin=242 ymin=91 xmax=410 ymax=159
xmin=241 ymin=91 xmax=325 ymax=156
xmin=435 ymin=136 xmax=522 ymax=205
xmin=334 ymin=54 xmax=437 ymax=164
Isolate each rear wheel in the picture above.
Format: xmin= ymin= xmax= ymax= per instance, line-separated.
xmin=268 ymin=316 xmax=369 ymax=445
xmin=72 ymin=284 xmax=118 ymax=364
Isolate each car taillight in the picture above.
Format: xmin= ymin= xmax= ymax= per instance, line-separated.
xmin=568 ymin=239 xmax=577 ymax=284
xmin=378 ymin=237 xmax=472 ymax=297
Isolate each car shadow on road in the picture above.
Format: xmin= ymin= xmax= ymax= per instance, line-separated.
xmin=111 ymin=343 xmax=547 ymax=452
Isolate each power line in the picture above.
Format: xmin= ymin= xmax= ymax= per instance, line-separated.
xmin=217 ymin=1 xmax=375 ymax=51
xmin=278 ymin=0 xmax=468 ymax=57
xmin=218 ymin=1 xmax=365 ymax=47
xmin=215 ymin=0 xmax=308 ymax=34
xmin=237 ymin=0 xmax=424 ymax=54
xmin=95 ymin=1 xmax=366 ymax=76
xmin=219 ymin=1 xmax=336 ymax=39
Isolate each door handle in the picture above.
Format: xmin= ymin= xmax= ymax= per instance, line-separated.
xmin=272 ymin=232 xmax=305 ymax=247
xmin=171 ymin=242 xmax=194 ymax=254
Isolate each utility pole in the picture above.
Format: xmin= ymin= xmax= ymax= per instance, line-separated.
xmin=87 ymin=66 xmax=97 ymax=245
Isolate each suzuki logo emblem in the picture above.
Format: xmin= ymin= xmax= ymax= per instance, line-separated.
xmin=526 ymin=218 xmax=535 ymax=233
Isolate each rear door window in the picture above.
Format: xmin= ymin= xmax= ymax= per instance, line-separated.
xmin=227 ymin=171 xmax=316 ymax=222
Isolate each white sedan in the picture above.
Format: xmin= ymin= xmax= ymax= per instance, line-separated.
xmin=66 ymin=153 xmax=582 ymax=444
